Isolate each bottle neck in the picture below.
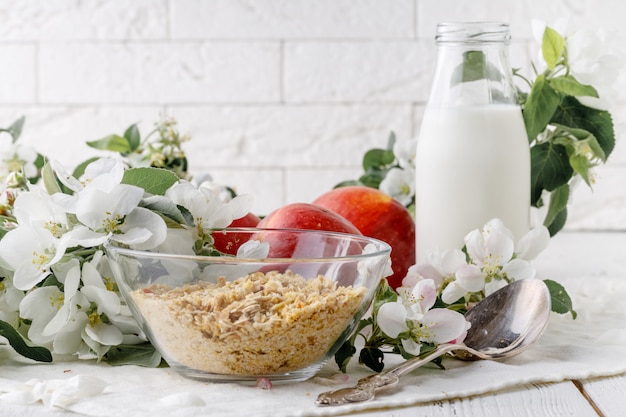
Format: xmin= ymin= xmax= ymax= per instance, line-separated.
xmin=426 ymin=22 xmax=518 ymax=107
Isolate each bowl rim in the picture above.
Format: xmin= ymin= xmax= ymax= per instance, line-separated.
xmin=104 ymin=227 xmax=392 ymax=264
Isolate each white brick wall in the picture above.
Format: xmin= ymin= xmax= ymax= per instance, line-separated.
xmin=1 ymin=0 xmax=625 ymax=229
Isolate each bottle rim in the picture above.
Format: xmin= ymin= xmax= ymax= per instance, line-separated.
xmin=435 ymin=22 xmax=511 ymax=44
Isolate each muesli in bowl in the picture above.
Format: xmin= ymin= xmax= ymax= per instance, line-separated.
xmin=104 ymin=228 xmax=391 ymax=383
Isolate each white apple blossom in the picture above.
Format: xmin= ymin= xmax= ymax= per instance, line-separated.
xmin=165 ymin=180 xmax=253 ymax=234
xmin=19 ymin=253 xmax=140 ymax=360
xmin=71 ymin=182 xmax=167 ymax=250
xmin=406 ymin=219 xmax=550 ymax=305
xmin=49 ymin=158 xmax=167 ymax=251
xmin=402 ymin=247 xmax=466 ymax=289
xmin=0 ymin=134 xmax=38 ymax=182
xmin=52 ymin=158 xmax=125 ymax=194
xmin=377 ymin=279 xmax=469 ymax=355
xmin=392 ymin=137 xmax=416 ymax=170
xmin=0 ymin=225 xmax=72 ymax=291
xmin=0 ymin=269 xmax=24 ymax=326
xmin=12 ymin=187 xmax=71 ymax=237
xmin=531 ymin=19 xmax=623 ymax=110
xmin=379 ymin=167 xmax=415 ymax=207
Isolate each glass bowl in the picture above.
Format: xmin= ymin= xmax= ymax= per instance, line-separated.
xmin=104 ymin=228 xmax=391 ymax=384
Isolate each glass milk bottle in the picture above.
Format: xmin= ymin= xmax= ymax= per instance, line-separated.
xmin=415 ymin=22 xmax=530 ymax=261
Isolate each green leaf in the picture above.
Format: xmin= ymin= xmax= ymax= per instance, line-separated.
xmin=549 ymin=75 xmax=599 ymax=98
xmin=451 ymin=50 xmax=503 ymax=84
xmin=552 ymin=96 xmax=615 ymax=160
xmin=569 ymin=154 xmax=592 ymax=186
xmin=0 ymin=320 xmax=53 ymax=362
xmin=123 ymin=124 xmax=141 ymax=152
xmin=543 ymin=184 xmax=569 ymax=229
xmin=372 ymin=279 xmax=398 ymax=316
xmin=334 ymin=180 xmax=361 ymax=189
xmin=554 ymin=124 xmax=606 ymax=162
xmin=543 ymin=279 xmax=577 ymax=318
xmin=362 ymin=148 xmax=395 ymax=171
xmin=358 ymin=171 xmax=387 ymax=189
xmin=72 ymin=157 xmax=101 ymax=180
xmin=141 ymin=195 xmax=193 ymax=226
xmin=530 ymin=142 xmax=573 ymax=205
xmin=87 ymin=134 xmax=132 ymax=154
xmin=523 ymin=74 xmax=561 ymax=140
xmin=0 ymin=116 xmax=26 ymax=141
xmin=41 ymin=161 xmax=63 ymax=195
xmin=359 ymin=346 xmax=385 ymax=372
xmin=122 ymin=167 xmax=179 ymax=196
xmin=104 ymin=343 xmax=162 ymax=367
xmin=542 ymin=26 xmax=565 ymax=69
xmin=334 ymin=340 xmax=357 ymax=373
xmin=547 ymin=206 xmax=567 ymax=237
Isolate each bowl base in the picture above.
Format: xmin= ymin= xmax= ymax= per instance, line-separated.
xmin=170 ymin=362 xmax=326 ymax=385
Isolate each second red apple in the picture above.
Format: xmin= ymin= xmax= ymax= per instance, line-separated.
xmin=313 ymin=186 xmax=415 ymax=289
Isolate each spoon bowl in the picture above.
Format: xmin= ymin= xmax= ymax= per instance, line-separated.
xmin=316 ymin=278 xmax=552 ymax=406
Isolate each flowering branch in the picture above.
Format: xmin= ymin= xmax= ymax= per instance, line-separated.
xmin=0 ymin=118 xmax=253 ymax=365
xmin=335 ymin=219 xmax=576 ymax=373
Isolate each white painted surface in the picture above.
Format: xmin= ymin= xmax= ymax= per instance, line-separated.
xmin=0 ymin=0 xmax=625 ymax=223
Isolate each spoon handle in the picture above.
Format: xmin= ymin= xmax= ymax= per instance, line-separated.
xmin=387 ymin=343 xmax=462 ymax=377
xmin=316 ymin=343 xmax=464 ymax=406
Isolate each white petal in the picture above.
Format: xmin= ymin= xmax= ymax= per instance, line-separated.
xmin=228 ymin=193 xmax=254 ymax=220
xmin=80 ymin=260 xmax=105 ymax=289
xmin=485 ymin=230 xmax=514 ymax=263
xmin=407 ymin=262 xmax=443 ymax=287
xmin=502 ymin=259 xmax=536 ymax=281
xmin=485 ymin=279 xmax=508 ymax=297
xmin=421 ymin=308 xmax=470 ymax=344
xmin=400 ymin=338 xmax=422 ymax=356
xmin=119 ymin=208 xmax=167 ymax=250
xmin=83 ymin=158 xmax=125 ymax=186
xmin=19 ymin=286 xmax=59 ymax=321
xmin=464 ymin=229 xmax=484 ymax=263
xmin=516 ymin=226 xmax=550 ymax=261
xmin=441 ymin=249 xmax=467 ymax=275
xmin=65 ymin=226 xmax=109 ymax=248
xmin=376 ymin=302 xmax=409 ymax=338
xmin=156 ymin=228 xmax=195 ymax=255
xmin=441 ymin=282 xmax=467 ymax=305
xmin=455 ymin=264 xmax=486 ymax=292
xmin=49 ymin=375 xmax=108 ymax=408
xmin=52 ymin=259 xmax=81 ymax=300
xmin=51 ymin=160 xmax=83 ymax=192
xmin=0 ymin=226 xmax=53 ymax=270
xmin=85 ymin=322 xmax=123 ymax=346
xmin=42 ymin=304 xmax=71 ymax=337
xmin=80 ymin=286 xmax=121 ymax=317
xmin=52 ymin=312 xmax=89 ymax=355
xmin=412 ymin=279 xmax=437 ymax=312
xmin=75 ymin=184 xmax=143 ymax=230
xmin=237 ymin=240 xmax=270 ymax=259
xmin=50 ymin=192 xmax=78 ymax=214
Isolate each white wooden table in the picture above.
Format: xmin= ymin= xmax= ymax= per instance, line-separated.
xmin=2 ymin=231 xmax=625 ymax=417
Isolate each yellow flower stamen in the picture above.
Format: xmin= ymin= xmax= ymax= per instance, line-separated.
xmin=31 ymin=250 xmax=51 ymax=272
xmin=103 ymin=276 xmax=118 ymax=292
xmin=88 ymin=312 xmax=101 ymax=327
xmin=102 ymin=211 xmax=124 ymax=233
xmin=50 ymin=293 xmax=64 ymax=309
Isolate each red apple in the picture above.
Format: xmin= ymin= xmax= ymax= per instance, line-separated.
xmin=255 ymin=202 xmax=362 ymax=258
xmin=212 ymin=212 xmax=261 ymax=255
xmin=313 ymin=186 xmax=415 ymax=289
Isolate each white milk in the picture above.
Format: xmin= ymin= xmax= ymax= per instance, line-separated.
xmin=415 ymin=105 xmax=530 ymax=261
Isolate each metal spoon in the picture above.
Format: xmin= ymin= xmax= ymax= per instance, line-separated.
xmin=316 ymin=278 xmax=551 ymax=406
